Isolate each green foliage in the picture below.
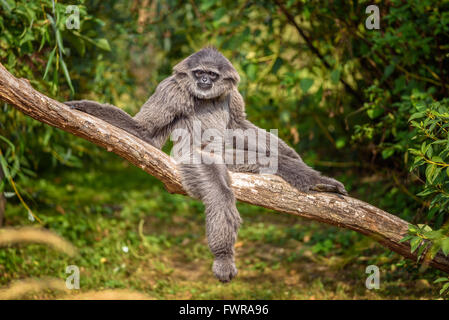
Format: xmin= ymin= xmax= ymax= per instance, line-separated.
xmin=408 ymin=95 xmax=449 ymax=224
xmin=400 ymin=94 xmax=449 ymax=297
xmin=0 ymin=0 xmax=118 ymax=216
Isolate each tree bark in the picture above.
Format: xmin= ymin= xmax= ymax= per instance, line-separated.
xmin=0 ymin=62 xmax=448 ymax=273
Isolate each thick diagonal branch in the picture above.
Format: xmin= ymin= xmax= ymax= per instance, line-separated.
xmin=0 ymin=62 xmax=448 ymax=273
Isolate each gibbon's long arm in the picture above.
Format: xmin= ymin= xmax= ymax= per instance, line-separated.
xmin=1 ymin=63 xmax=449 ymax=274
xmin=66 ymin=77 xmax=192 ymax=149
xmin=64 ymin=100 xmax=151 ymax=143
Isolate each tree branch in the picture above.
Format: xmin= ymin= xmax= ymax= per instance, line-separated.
xmin=0 ymin=62 xmax=448 ymax=273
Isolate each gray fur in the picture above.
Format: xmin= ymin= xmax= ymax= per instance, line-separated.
xmin=65 ymin=47 xmax=347 ymax=282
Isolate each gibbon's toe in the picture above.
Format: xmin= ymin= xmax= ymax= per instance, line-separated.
xmin=213 ymin=258 xmax=238 ymax=283
xmin=331 ymin=179 xmax=348 ymax=196
xmin=311 ymin=178 xmax=348 ymax=196
xmin=311 ymin=183 xmax=338 ymax=193
xmin=337 ymin=184 xmax=348 ymax=196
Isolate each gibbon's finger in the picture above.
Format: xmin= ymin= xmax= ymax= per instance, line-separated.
xmin=338 ymin=185 xmax=349 ymax=196
xmin=311 ymin=183 xmax=338 ymax=193
xmin=311 ymin=184 xmax=345 ymax=199
xmin=310 ymin=183 xmax=348 ymax=199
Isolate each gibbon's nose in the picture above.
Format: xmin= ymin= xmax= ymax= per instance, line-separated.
xmin=201 ymin=76 xmax=209 ymax=83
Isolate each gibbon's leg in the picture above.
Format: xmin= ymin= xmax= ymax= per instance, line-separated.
xmin=230 ymin=121 xmax=347 ymax=195
xmin=237 ymin=120 xmax=301 ymax=160
xmin=64 ymin=100 xmax=153 ymax=144
xmin=229 ymin=150 xmax=347 ymax=194
xmin=277 ymin=154 xmax=347 ymax=194
xmin=178 ymin=152 xmax=241 ymax=283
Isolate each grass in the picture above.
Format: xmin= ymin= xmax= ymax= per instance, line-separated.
xmin=0 ymin=152 xmax=443 ymax=299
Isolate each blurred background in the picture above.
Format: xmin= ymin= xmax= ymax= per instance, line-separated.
xmin=1 ymin=0 xmax=449 ymax=299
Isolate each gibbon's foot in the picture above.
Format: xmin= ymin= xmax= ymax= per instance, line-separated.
xmin=213 ymin=257 xmax=238 ymax=283
xmin=310 ymin=177 xmax=348 ymax=196
xmin=288 ymin=175 xmax=347 ymax=196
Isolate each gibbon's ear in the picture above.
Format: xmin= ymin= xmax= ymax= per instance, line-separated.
xmin=222 ymin=68 xmax=240 ymax=86
xmin=173 ymin=57 xmax=191 ymax=76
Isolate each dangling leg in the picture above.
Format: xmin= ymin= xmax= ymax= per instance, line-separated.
xmin=178 ymin=152 xmax=241 ymax=283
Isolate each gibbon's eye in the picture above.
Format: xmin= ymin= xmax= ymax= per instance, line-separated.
xmin=194 ymin=70 xmax=203 ymax=78
xmin=208 ymin=72 xmax=218 ymax=80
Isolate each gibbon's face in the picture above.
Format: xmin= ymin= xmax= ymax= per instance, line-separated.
xmin=193 ymin=69 xmax=219 ymax=91
xmin=190 ymin=67 xmax=224 ymax=99
xmin=174 ymin=48 xmax=240 ymax=100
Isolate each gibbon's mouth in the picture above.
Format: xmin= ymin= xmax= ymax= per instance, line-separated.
xmin=197 ymin=83 xmax=212 ymax=90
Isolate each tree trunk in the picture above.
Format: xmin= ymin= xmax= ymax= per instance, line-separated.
xmin=0 ymin=62 xmax=448 ymax=273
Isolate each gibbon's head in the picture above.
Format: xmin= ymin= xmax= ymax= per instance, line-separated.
xmin=173 ymin=47 xmax=240 ymax=99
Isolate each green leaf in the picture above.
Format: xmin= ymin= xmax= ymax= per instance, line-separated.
xmin=59 ymin=56 xmax=74 ymax=95
xmin=440 ymin=282 xmax=449 ymax=295
xmin=0 ymin=135 xmax=15 ymax=152
xmin=335 ymin=138 xmax=346 ymax=149
xmin=383 ymin=64 xmax=395 ymax=80
xmin=299 ymin=78 xmax=314 ymax=93
xmin=95 ymin=38 xmax=111 ymax=51
xmin=434 ymin=277 xmax=449 ymax=283
xmin=399 ymin=235 xmax=413 ymax=243
xmin=430 ymin=242 xmax=442 ymax=259
xmin=200 ymin=0 xmax=216 ymax=11
xmin=422 ymin=230 xmax=442 ymax=240
xmin=425 ymin=164 xmax=437 ymax=183
xmin=382 ymin=148 xmax=394 ymax=159
xmin=416 ymin=189 xmax=435 ymax=197
xmin=410 ymin=236 xmax=422 ymax=253
xmin=0 ymin=153 xmax=11 ymax=179
xmin=48 ymin=15 xmax=65 ymax=55
xmin=271 ymin=57 xmax=283 ymax=74
xmin=441 ymin=238 xmax=449 ymax=256
xmin=431 ymin=156 xmax=443 ymax=162
xmin=43 ymin=47 xmax=56 ymax=80
xmin=330 ymin=69 xmax=340 ymax=84
xmin=426 ymin=145 xmax=433 ymax=158
xmin=421 ymin=142 xmax=427 ymax=155
xmin=416 ymin=242 xmax=428 ymax=259
xmin=367 ymin=106 xmax=384 ymax=119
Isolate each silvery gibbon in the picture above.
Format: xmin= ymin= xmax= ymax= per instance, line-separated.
xmin=66 ymin=47 xmax=347 ymax=282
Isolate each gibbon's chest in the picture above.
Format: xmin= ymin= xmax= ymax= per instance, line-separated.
xmin=191 ymin=97 xmax=231 ymax=133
